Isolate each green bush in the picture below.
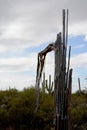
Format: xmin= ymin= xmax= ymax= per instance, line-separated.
xmin=0 ymin=88 xmax=87 ymax=129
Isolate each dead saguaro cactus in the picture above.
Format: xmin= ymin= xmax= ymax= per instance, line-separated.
xmin=35 ymin=44 xmax=54 ymax=112
xmin=35 ymin=9 xmax=72 ymax=130
xmin=54 ymin=9 xmax=73 ymax=130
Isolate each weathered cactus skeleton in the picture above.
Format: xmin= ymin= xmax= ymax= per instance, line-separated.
xmin=35 ymin=9 xmax=72 ymax=130
xmin=35 ymin=43 xmax=55 ymax=112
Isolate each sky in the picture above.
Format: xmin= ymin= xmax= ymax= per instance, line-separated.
xmin=0 ymin=0 xmax=87 ymax=92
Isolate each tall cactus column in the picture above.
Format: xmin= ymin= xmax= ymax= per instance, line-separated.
xmin=54 ymin=10 xmax=72 ymax=130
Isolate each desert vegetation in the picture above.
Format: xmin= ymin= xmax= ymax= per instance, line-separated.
xmin=0 ymin=87 xmax=87 ymax=130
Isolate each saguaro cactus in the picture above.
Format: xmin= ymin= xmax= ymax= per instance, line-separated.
xmin=46 ymin=75 xmax=53 ymax=94
xmin=35 ymin=9 xmax=72 ymax=130
xmin=42 ymin=73 xmax=53 ymax=94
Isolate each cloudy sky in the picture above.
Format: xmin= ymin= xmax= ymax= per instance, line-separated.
xmin=0 ymin=0 xmax=87 ymax=92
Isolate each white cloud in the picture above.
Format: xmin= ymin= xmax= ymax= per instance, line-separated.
xmin=67 ymin=52 xmax=87 ymax=92
xmin=71 ymin=52 xmax=87 ymax=69
xmin=0 ymin=73 xmax=35 ymax=90
xmin=0 ymin=53 xmax=37 ymax=72
xmin=0 ymin=46 xmax=86 ymax=91
xmin=0 ymin=52 xmax=54 ymax=90
xmin=0 ymin=0 xmax=87 ymax=91
xmin=0 ymin=0 xmax=87 ymax=52
xmin=69 ymin=21 xmax=87 ymax=40
xmin=0 ymin=52 xmax=37 ymax=90
xmin=1 ymin=20 xmax=25 ymax=39
xmin=72 ymin=44 xmax=86 ymax=49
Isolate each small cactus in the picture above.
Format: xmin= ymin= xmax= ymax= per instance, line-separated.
xmin=45 ymin=75 xmax=53 ymax=94
xmin=42 ymin=72 xmax=53 ymax=94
